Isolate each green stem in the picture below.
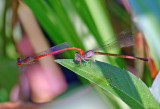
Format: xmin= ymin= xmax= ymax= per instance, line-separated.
xmin=2 ymin=0 xmax=9 ymax=56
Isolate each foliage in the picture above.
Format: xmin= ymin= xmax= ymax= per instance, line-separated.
xmin=56 ymin=59 xmax=159 ymax=108
xmin=0 ymin=0 xmax=160 ymax=108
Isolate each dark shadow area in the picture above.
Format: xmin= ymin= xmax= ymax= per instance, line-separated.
xmin=95 ymin=60 xmax=143 ymax=108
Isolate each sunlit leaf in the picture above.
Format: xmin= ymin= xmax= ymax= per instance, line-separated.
xmin=55 ymin=59 xmax=159 ymax=108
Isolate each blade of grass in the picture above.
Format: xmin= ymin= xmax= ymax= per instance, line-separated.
xmin=72 ymin=0 xmax=125 ymax=67
xmin=22 ymin=0 xmax=85 ymax=58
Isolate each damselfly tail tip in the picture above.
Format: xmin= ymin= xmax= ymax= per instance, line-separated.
xmin=143 ymin=58 xmax=148 ymax=61
xmin=139 ymin=57 xmax=148 ymax=61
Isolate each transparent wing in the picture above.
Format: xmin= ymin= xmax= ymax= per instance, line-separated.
xmin=95 ymin=28 xmax=135 ymax=51
xmin=34 ymin=42 xmax=70 ymax=57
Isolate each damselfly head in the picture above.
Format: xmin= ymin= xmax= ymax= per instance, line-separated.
xmin=75 ymin=52 xmax=81 ymax=61
xmin=17 ymin=57 xmax=22 ymax=66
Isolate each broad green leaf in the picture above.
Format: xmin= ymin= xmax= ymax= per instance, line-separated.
xmin=55 ymin=59 xmax=159 ymax=109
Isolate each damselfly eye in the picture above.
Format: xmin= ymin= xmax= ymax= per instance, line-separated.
xmin=16 ymin=57 xmax=22 ymax=66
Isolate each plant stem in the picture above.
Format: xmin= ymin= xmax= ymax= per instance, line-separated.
xmin=2 ymin=0 xmax=9 ymax=56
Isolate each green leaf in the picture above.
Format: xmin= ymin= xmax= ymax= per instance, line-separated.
xmin=55 ymin=59 xmax=159 ymax=109
xmin=0 ymin=58 xmax=18 ymax=101
xmin=22 ymin=0 xmax=125 ymax=67
xmin=23 ymin=0 xmax=85 ymax=58
xmin=0 ymin=88 xmax=8 ymax=102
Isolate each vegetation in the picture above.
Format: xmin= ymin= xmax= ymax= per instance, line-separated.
xmin=0 ymin=0 xmax=160 ymax=108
